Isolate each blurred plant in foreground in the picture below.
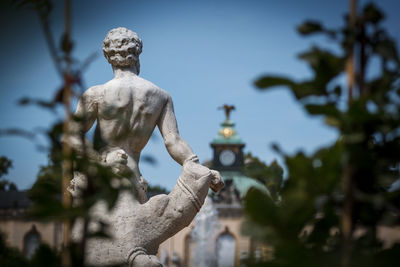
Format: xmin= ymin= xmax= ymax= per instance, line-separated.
xmin=0 ymin=156 xmax=17 ymax=191
xmin=0 ymin=157 xmax=61 ymax=267
xmin=244 ymin=2 xmax=400 ymax=267
xmin=2 ymin=0 xmax=144 ymax=266
xmin=243 ymin=153 xmax=283 ymax=202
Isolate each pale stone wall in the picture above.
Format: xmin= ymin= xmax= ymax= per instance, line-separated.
xmin=158 ymin=222 xmax=193 ymax=265
xmin=158 ymin=216 xmax=250 ymax=267
xmin=0 ymin=220 xmax=62 ymax=252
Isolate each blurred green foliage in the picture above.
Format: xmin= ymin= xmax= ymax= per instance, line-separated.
xmin=0 ymin=231 xmax=28 ymax=267
xmin=243 ymin=153 xmax=283 ymax=201
xmin=245 ymin=2 xmax=400 ymax=266
xmin=5 ymin=0 xmax=142 ymax=265
xmin=147 ymin=184 xmax=169 ymax=195
xmin=29 ymin=243 xmax=60 ymax=267
xmin=0 ymin=231 xmax=60 ymax=267
xmin=0 ymin=156 xmax=18 ymax=191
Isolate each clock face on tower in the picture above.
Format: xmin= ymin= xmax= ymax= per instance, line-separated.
xmin=219 ymin=149 xmax=236 ymax=166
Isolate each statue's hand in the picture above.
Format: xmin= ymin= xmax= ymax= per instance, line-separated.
xmin=182 ymin=155 xmax=224 ymax=192
xmin=210 ymin=169 xmax=224 ymax=192
xmin=103 ymin=149 xmax=129 ymax=176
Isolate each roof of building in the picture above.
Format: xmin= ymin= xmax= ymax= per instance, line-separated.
xmin=211 ymin=120 xmax=244 ymax=145
xmin=220 ymin=171 xmax=270 ymax=199
xmin=0 ymin=190 xmax=32 ymax=209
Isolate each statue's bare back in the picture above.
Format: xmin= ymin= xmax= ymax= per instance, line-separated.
xmin=97 ymin=75 xmax=168 ymax=165
xmin=98 ymin=76 xmax=167 ymax=151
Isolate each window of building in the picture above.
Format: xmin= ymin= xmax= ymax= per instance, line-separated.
xmin=217 ymin=227 xmax=236 ymax=267
xmin=23 ymin=225 xmax=41 ymax=259
xmin=184 ymin=233 xmax=196 ymax=267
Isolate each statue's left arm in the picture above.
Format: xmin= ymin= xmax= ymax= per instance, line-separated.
xmin=157 ymin=95 xmax=199 ymax=165
xmin=157 ymin=94 xmax=224 ymax=192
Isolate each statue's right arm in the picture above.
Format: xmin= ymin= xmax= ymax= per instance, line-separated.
xmin=62 ymin=87 xmax=101 ymax=162
xmin=157 ymin=94 xmax=199 ymax=166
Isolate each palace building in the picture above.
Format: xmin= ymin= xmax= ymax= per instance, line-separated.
xmin=0 ymin=190 xmax=63 ymax=259
xmin=158 ymin=106 xmax=271 ymax=267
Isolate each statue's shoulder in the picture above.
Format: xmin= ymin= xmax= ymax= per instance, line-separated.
xmin=81 ymin=84 xmax=104 ymax=103
xmin=85 ymin=84 xmax=103 ymax=94
xmin=136 ymin=76 xmax=170 ymax=101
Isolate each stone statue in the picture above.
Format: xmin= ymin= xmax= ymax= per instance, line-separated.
xmin=218 ymin=104 xmax=235 ymax=121
xmin=67 ymin=27 xmax=224 ymax=266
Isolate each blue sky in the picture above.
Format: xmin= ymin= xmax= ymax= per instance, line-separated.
xmin=0 ymin=0 xmax=399 ymax=190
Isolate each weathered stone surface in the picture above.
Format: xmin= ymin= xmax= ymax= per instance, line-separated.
xmin=68 ymin=27 xmax=224 ymax=266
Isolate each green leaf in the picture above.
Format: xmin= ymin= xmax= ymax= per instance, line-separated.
xmin=245 ymin=187 xmax=277 ymax=225
xmin=297 ymin=21 xmax=323 ymax=35
xmin=325 ymin=117 xmax=341 ymax=128
xmin=0 ymin=128 xmax=36 ymax=140
xmin=271 ymin=143 xmax=282 ymax=154
xmin=305 ymin=104 xmax=341 ymax=117
xmin=0 ymin=156 xmax=12 ymax=178
xmin=298 ymin=47 xmax=345 ymax=90
xmin=363 ymin=3 xmax=384 ymax=24
xmin=375 ymin=39 xmax=399 ymax=62
xmin=255 ymin=76 xmax=296 ymax=89
xmin=18 ymin=97 xmax=56 ymax=110
xmin=333 ymin=85 xmax=342 ymax=96
xmin=142 ymin=154 xmax=157 ymax=166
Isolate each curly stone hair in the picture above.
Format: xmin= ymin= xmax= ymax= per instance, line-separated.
xmin=102 ymin=27 xmax=143 ymax=71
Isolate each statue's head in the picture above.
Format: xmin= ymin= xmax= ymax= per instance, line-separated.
xmin=102 ymin=27 xmax=143 ymax=72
